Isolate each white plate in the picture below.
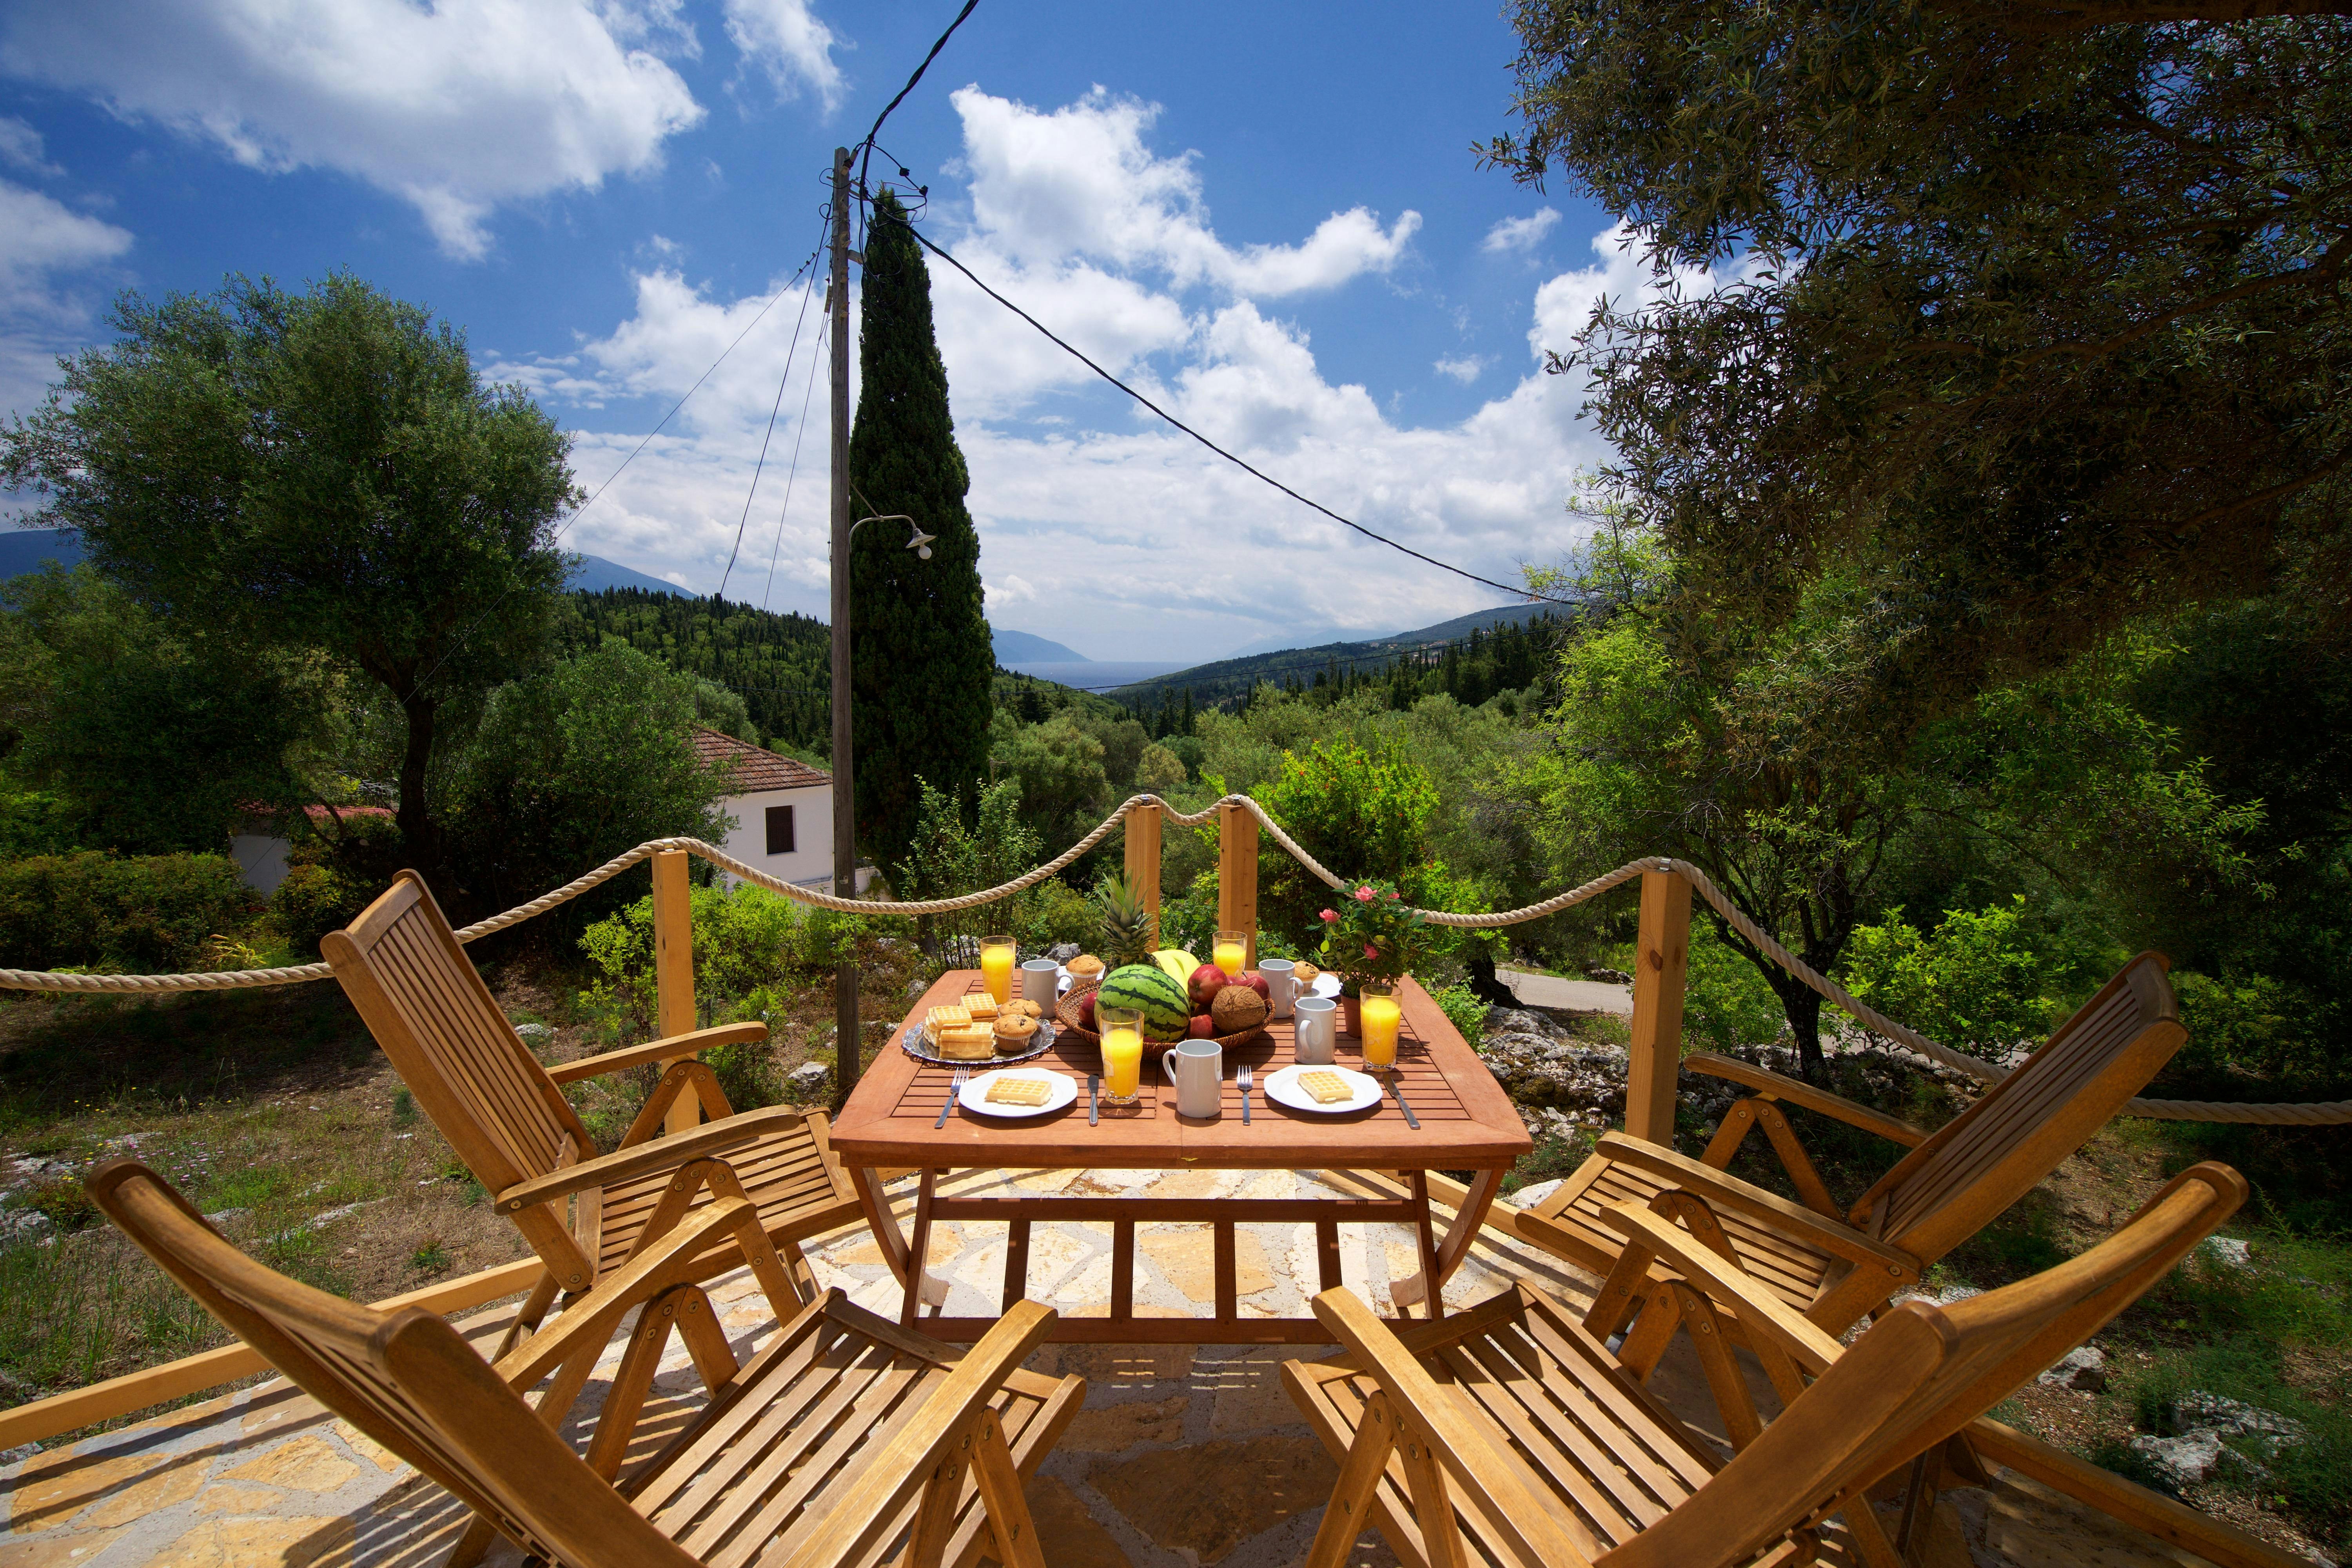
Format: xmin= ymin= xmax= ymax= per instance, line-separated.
xmin=1262 ymin=1063 xmax=1381 ymax=1115
xmin=958 ymin=1067 xmax=1077 ymax=1119
xmin=1310 ymin=972 xmax=1341 ymax=998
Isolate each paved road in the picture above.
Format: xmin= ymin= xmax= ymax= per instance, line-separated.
xmin=1496 ymin=966 xmax=1634 ymax=1016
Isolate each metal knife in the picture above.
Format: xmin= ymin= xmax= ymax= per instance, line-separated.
xmin=1387 ymin=1077 xmax=1421 ymax=1129
xmin=1088 ymin=1073 xmax=1100 ymax=1126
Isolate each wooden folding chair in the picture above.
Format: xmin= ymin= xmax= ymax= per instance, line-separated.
xmin=325 ymin=871 xmax=867 ymax=1356
xmin=1521 ymin=951 xmax=2188 ymax=1348
xmin=1283 ymin=1161 xmax=2249 ymax=1568
xmin=88 ymin=1158 xmax=1085 ymax=1568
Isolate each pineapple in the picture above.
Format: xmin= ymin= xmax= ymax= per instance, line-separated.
xmin=1092 ymin=873 xmax=1156 ymax=969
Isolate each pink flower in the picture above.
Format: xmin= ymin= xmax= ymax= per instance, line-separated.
xmin=1363 ymin=943 xmax=1379 ymax=960
xmin=1354 ymin=886 xmax=1376 ymax=902
xmin=1319 ymin=908 xmax=1337 ymax=922
xmin=1387 ymin=891 xmax=1399 ymax=900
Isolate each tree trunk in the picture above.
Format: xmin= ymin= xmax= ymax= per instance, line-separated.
xmin=397 ymin=692 xmax=443 ymax=890
xmin=1783 ymin=985 xmax=1825 ymax=1080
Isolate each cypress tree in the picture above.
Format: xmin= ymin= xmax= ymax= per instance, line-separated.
xmin=848 ymin=190 xmax=993 ymax=868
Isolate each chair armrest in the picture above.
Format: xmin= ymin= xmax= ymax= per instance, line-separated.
xmin=775 ymin=1301 xmax=1063 ymax=1568
xmin=546 ymin=1022 xmax=769 ymax=1084
xmin=1310 ymin=1288 xmax=1595 ymax=1568
xmin=1591 ymin=1132 xmax=1921 ymax=1278
xmin=1599 ymin=1204 xmax=1846 ymax=1376
xmin=1685 ymin=1053 xmax=1927 ymax=1148
xmin=494 ymin=1195 xmax=764 ymax=1388
xmin=495 ymin=1105 xmax=811 ymax=1213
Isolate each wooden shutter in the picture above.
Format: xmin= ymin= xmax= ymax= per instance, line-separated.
xmin=766 ymin=804 xmax=796 ymax=855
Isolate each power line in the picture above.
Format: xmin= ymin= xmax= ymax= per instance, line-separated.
xmin=719 ymin=245 xmax=826 ymax=599
xmin=853 ymin=0 xmax=979 ymax=240
xmin=761 ymin=314 xmax=830 ymax=612
xmin=882 ymin=211 xmax=1575 ymax=610
xmin=406 ymin=237 xmax=826 ymax=700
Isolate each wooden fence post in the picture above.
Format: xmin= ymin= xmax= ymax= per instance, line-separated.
xmin=1623 ymin=865 xmax=1691 ymax=1146
xmin=652 ymin=849 xmax=700 ymax=1134
xmin=1125 ymin=799 xmax=1162 ymax=949
xmin=1218 ymin=801 xmax=1259 ymax=970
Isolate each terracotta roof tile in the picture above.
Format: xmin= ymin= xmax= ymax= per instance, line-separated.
xmin=692 ymin=726 xmax=830 ymax=793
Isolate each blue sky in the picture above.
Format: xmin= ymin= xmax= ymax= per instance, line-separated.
xmin=0 ymin=0 xmax=1664 ymax=662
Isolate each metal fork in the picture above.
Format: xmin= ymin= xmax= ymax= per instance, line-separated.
xmin=935 ymin=1067 xmax=968 ymax=1128
xmin=1236 ymin=1064 xmax=1253 ymax=1125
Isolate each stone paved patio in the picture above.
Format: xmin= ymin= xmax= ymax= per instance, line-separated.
xmin=2 ymin=1170 xmax=2234 ymax=1567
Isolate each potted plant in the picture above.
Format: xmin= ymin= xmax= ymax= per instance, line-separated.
xmin=1316 ymin=878 xmax=1428 ymax=1034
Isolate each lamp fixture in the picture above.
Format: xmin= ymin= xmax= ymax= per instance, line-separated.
xmin=852 ymin=512 xmax=934 ymax=560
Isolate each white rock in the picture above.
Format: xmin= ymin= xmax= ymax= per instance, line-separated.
xmin=2202 ymin=1236 xmax=2253 ymax=1270
xmin=787 ymin=1061 xmax=831 ymax=1094
xmin=2176 ymin=1391 xmax=2306 ymax=1446
xmin=2131 ymin=1428 xmax=2225 ymax=1488
xmin=2036 ymin=1344 xmax=2107 ymax=1392
xmin=1510 ymin=1179 xmax=1564 ymax=1211
xmin=512 ymin=1022 xmax=551 ymax=1040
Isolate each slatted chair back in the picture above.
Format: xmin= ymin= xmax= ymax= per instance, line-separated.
xmin=85 ymin=1158 xmax=693 ymax=1568
xmin=1859 ymin=951 xmax=2185 ymax=1265
xmin=1605 ymin=1160 xmax=2245 ymax=1568
xmin=325 ymin=871 xmax=599 ymax=1272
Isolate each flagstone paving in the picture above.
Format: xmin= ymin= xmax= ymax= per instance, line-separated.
xmin=2 ymin=1169 xmax=2240 ymax=1567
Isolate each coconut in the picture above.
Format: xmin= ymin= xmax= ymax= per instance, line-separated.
xmin=1209 ymin=983 xmax=1270 ymax=1035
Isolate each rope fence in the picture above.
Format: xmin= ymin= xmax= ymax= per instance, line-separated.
xmin=3 ymin=793 xmax=2343 ymax=1124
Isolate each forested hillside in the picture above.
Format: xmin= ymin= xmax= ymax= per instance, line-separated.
xmin=1108 ymin=611 xmax=1571 ymax=717
xmin=560 ymin=589 xmax=832 ymax=751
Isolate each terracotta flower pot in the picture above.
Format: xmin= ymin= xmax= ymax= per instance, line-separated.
xmin=1339 ymin=995 xmax=1360 ymax=1037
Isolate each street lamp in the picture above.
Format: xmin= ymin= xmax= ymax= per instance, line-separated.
xmin=828 ymin=510 xmax=934 ymax=1107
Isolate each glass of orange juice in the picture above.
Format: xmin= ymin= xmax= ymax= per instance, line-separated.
xmin=1097 ymin=1005 xmax=1145 ymax=1103
xmin=1358 ymin=983 xmax=1402 ymax=1071
xmin=1213 ymin=929 xmax=1249 ymax=977
xmin=979 ymin=934 xmax=1016 ymax=1004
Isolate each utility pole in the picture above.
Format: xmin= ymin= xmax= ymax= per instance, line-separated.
xmin=828 ymin=145 xmax=858 ymax=1111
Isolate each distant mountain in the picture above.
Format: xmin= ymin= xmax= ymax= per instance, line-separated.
xmin=991 ymin=626 xmax=1089 ymax=664
xmin=1106 ymin=601 xmax=1581 ymax=709
xmin=0 ymin=528 xmax=85 ymax=580
xmin=0 ymin=532 xmax=695 ymax=603
xmin=570 ymin=555 xmax=690 ymax=596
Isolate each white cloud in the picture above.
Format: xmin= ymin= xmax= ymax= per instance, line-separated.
xmin=1481 ymin=207 xmax=1561 ymax=255
xmin=1433 ymin=354 xmax=1486 ymax=384
xmin=508 ymin=103 xmax=1740 ymax=658
xmin=0 ymin=178 xmax=132 ymax=421
xmin=0 ymin=0 xmax=705 ymax=259
xmin=723 ymin=0 xmax=844 ymax=110
xmin=949 ymin=87 xmax=1418 ymax=297
xmin=0 ymin=115 xmax=62 ymax=177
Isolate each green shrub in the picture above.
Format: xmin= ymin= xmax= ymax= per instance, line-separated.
xmin=1434 ymin=983 xmax=1486 ymax=1042
xmin=1015 ymin=877 xmax=1096 ymax=953
xmin=577 ymin=880 xmax=896 ymax=1030
xmin=269 ymin=863 xmax=368 ymax=957
xmin=1843 ymin=896 xmax=2061 ymax=1052
xmin=2169 ymin=971 xmax=2343 ymax=1090
xmin=1682 ymin=922 xmax=1789 ymax=1051
xmin=0 ymin=851 xmax=258 ymax=972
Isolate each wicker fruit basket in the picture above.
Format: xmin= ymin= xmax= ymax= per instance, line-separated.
xmin=1055 ymin=981 xmax=1267 ymax=1052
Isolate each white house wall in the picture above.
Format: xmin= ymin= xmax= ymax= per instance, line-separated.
xmin=716 ymin=785 xmax=863 ymax=891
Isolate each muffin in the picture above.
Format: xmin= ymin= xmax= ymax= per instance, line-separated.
xmin=1065 ymin=954 xmax=1105 ymax=984
xmin=1291 ymin=961 xmax=1321 ymax=988
xmin=1001 ymin=998 xmax=1042 ymax=1019
xmin=993 ymin=1013 xmax=1041 ymax=1047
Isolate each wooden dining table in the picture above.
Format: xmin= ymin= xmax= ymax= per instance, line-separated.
xmin=827 ymin=970 xmax=1533 ymax=1343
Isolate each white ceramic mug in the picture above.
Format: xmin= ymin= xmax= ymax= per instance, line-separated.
xmin=1259 ymin=957 xmax=1297 ymax=1018
xmin=1292 ymin=995 xmax=1338 ymax=1065
xmin=1019 ymin=958 xmax=1060 ymax=1007
xmin=1161 ymin=1036 xmax=1223 ymax=1118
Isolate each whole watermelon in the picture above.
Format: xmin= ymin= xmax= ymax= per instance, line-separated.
xmin=1095 ymin=963 xmax=1191 ymax=1042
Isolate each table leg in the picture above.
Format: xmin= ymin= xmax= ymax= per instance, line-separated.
xmin=1390 ymin=1167 xmax=1503 ymax=1312
xmin=1003 ymin=1219 xmax=1032 ymax=1313
xmin=901 ymin=1171 xmax=938 ymax=1328
xmin=1408 ymin=1171 xmax=1445 ymax=1322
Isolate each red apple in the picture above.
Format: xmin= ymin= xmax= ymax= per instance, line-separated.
xmin=1187 ymin=1013 xmax=1218 ymax=1038
xmin=1078 ymin=992 xmax=1097 ymax=1030
xmin=1186 ymin=964 xmax=1230 ymax=1011
xmin=1237 ymin=971 xmax=1271 ymax=1002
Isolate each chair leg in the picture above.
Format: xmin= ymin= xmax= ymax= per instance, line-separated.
xmin=1395 ymin=1408 xmax=1467 ymax=1568
xmin=584 ymin=1283 xmax=691 ymax=1480
xmin=442 ymin=1514 xmax=501 ymax=1568
xmin=491 ymin=1271 xmax=561 ymax=1363
xmin=967 ymin=1409 xmax=1047 ymax=1568
xmin=898 ymin=1420 xmax=976 ymax=1568
xmin=1303 ymin=1390 xmax=1399 ymax=1568
xmin=1670 ymin=1283 xmax=1763 ymax=1451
